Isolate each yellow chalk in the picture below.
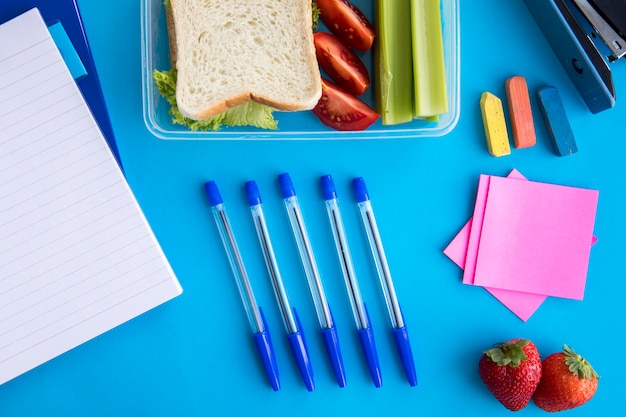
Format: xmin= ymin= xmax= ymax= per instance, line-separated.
xmin=480 ymin=91 xmax=511 ymax=157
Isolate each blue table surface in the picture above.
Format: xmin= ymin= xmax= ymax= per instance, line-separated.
xmin=1 ymin=1 xmax=624 ymax=416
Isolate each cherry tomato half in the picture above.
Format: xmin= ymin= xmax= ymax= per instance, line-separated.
xmin=314 ymin=32 xmax=370 ymax=96
xmin=312 ymin=78 xmax=380 ymax=131
xmin=316 ymin=0 xmax=376 ymax=52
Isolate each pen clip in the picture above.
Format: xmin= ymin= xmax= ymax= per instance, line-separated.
xmin=357 ymin=303 xmax=382 ymax=387
xmin=320 ymin=307 xmax=346 ymax=388
xmin=287 ymin=307 xmax=315 ymax=391
xmin=392 ymin=307 xmax=418 ymax=387
xmin=252 ymin=307 xmax=280 ymax=391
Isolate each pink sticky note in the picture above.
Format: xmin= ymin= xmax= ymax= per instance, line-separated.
xmin=444 ymin=219 xmax=548 ymax=321
xmin=462 ymin=174 xmax=491 ymax=285
xmin=443 ymin=219 xmax=472 ymax=270
xmin=462 ymin=169 xmax=529 ymax=284
xmin=473 ymin=176 xmax=599 ymax=300
xmin=444 ymin=170 xmax=598 ymax=321
xmin=444 ymin=170 xmax=548 ymax=321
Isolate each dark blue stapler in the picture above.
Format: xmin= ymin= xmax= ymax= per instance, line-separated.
xmin=524 ymin=0 xmax=625 ymax=113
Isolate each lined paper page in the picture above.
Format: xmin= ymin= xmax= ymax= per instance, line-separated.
xmin=0 ymin=8 xmax=182 ymax=385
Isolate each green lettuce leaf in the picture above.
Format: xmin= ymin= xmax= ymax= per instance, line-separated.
xmin=312 ymin=1 xmax=320 ymax=32
xmin=153 ymin=69 xmax=278 ymax=131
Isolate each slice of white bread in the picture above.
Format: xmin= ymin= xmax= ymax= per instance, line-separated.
xmin=169 ymin=0 xmax=322 ymax=121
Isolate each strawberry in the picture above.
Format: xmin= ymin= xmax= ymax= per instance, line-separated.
xmin=478 ymin=338 xmax=542 ymax=411
xmin=533 ymin=344 xmax=600 ymax=412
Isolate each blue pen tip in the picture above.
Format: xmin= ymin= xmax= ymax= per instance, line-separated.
xmin=358 ymin=304 xmax=382 ymax=387
xmin=393 ymin=325 xmax=418 ymax=387
xmin=204 ymin=181 xmax=223 ymax=206
xmin=352 ymin=177 xmax=369 ymax=203
xmin=244 ymin=180 xmax=262 ymax=206
xmin=320 ymin=175 xmax=337 ymax=201
xmin=358 ymin=327 xmax=382 ymax=388
xmin=321 ymin=310 xmax=346 ymax=387
xmin=278 ymin=173 xmax=295 ymax=198
xmin=288 ymin=308 xmax=315 ymax=391
xmin=252 ymin=308 xmax=281 ymax=391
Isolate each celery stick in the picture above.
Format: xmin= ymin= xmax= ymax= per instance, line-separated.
xmin=411 ymin=0 xmax=448 ymax=118
xmin=374 ymin=0 xmax=414 ymax=125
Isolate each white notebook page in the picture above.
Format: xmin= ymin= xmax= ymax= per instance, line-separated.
xmin=0 ymin=8 xmax=182 ymax=385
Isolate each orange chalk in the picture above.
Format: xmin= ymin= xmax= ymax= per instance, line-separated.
xmin=505 ymin=76 xmax=536 ymax=149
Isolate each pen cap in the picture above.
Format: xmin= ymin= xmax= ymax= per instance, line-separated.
xmin=358 ymin=328 xmax=382 ymax=388
xmin=393 ymin=325 xmax=418 ymax=387
xmin=245 ymin=181 xmax=262 ymax=206
xmin=278 ymin=173 xmax=296 ymax=198
xmin=321 ymin=325 xmax=346 ymax=388
xmin=204 ymin=181 xmax=223 ymax=206
xmin=320 ymin=308 xmax=346 ymax=388
xmin=288 ymin=308 xmax=315 ymax=391
xmin=252 ymin=307 xmax=281 ymax=391
xmin=357 ymin=303 xmax=382 ymax=387
xmin=352 ymin=177 xmax=370 ymax=203
xmin=320 ymin=175 xmax=337 ymax=201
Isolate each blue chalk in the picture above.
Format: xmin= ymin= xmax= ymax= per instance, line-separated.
xmin=536 ymin=85 xmax=578 ymax=156
xmin=48 ymin=21 xmax=87 ymax=81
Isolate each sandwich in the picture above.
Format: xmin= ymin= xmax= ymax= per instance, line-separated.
xmin=154 ymin=0 xmax=322 ymax=131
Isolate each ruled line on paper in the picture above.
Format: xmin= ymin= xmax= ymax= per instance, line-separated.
xmin=0 ymin=38 xmax=52 ymax=72
xmin=0 ymin=274 xmax=176 ymax=367
xmin=0 ymin=252 xmax=167 ymax=347
xmin=0 ymin=91 xmax=90 ymax=156
xmin=0 ymin=200 xmax=143 ymax=284
xmin=0 ymin=40 xmax=58 ymax=89
xmin=0 ymin=225 xmax=153 ymax=312
xmin=0 ymin=168 xmax=127 ymax=245
xmin=0 ymin=143 xmax=113 ymax=218
xmin=0 ymin=63 xmax=69 ymax=105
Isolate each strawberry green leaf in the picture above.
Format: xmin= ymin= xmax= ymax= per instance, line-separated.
xmin=562 ymin=344 xmax=600 ymax=380
xmin=484 ymin=339 xmax=529 ymax=367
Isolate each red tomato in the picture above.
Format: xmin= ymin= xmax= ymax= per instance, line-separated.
xmin=316 ymin=0 xmax=376 ymax=52
xmin=314 ymin=32 xmax=370 ymax=95
xmin=312 ymin=78 xmax=379 ymax=131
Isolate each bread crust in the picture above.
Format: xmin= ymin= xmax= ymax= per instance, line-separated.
xmin=189 ymin=90 xmax=322 ymax=122
xmin=169 ymin=0 xmax=322 ymax=121
xmin=164 ymin=3 xmax=177 ymax=69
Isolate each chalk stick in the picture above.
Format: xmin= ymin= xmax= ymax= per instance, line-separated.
xmin=505 ymin=76 xmax=536 ymax=149
xmin=480 ymin=92 xmax=511 ymax=157
xmin=536 ymin=86 xmax=578 ymax=156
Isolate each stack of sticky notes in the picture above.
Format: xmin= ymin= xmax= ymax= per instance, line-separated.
xmin=444 ymin=170 xmax=599 ymax=321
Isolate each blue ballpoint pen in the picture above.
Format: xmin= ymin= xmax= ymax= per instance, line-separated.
xmin=352 ymin=177 xmax=418 ymax=387
xmin=245 ymin=180 xmax=315 ymax=392
xmin=203 ymin=181 xmax=280 ymax=391
xmin=320 ymin=175 xmax=382 ymax=388
xmin=278 ymin=173 xmax=346 ymax=388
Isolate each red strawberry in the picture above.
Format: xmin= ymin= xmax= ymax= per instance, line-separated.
xmin=533 ymin=344 xmax=600 ymax=412
xmin=478 ymin=338 xmax=542 ymax=411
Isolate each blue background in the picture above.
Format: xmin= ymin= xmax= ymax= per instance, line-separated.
xmin=1 ymin=0 xmax=624 ymax=415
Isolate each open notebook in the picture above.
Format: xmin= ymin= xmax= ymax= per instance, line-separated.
xmin=0 ymin=8 xmax=182 ymax=385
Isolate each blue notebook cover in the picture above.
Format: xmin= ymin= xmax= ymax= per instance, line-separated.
xmin=0 ymin=0 xmax=120 ymax=165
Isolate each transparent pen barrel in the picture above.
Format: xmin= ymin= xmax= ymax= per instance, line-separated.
xmin=212 ymin=205 xmax=264 ymax=334
xmin=358 ymin=201 xmax=404 ymax=329
xmin=325 ymin=199 xmax=369 ymax=331
xmin=250 ymin=204 xmax=298 ymax=334
xmin=284 ymin=196 xmax=333 ymax=329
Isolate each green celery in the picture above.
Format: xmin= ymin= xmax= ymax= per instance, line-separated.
xmin=411 ymin=0 xmax=448 ymax=118
xmin=374 ymin=0 xmax=414 ymax=125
